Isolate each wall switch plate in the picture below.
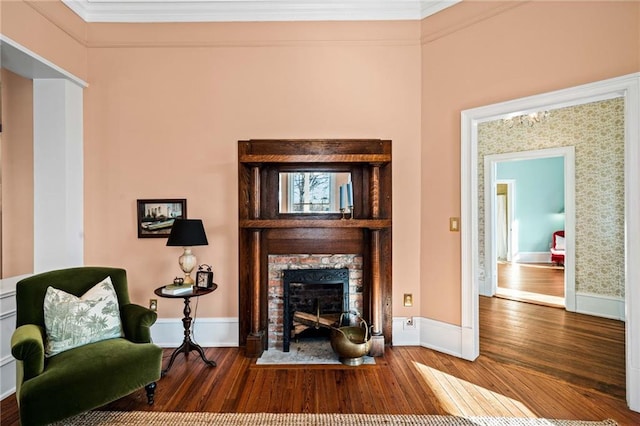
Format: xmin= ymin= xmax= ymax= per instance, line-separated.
xmin=450 ymin=217 xmax=460 ymax=232
xmin=149 ymin=299 xmax=157 ymax=312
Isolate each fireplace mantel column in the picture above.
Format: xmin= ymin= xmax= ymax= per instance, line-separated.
xmin=246 ymin=166 xmax=265 ymax=356
xmin=371 ymin=164 xmax=381 ymax=219
xmin=369 ymin=163 xmax=385 ymax=356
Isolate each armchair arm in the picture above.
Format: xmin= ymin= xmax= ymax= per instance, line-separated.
xmin=120 ymin=303 xmax=158 ymax=343
xmin=11 ymin=325 xmax=45 ymax=381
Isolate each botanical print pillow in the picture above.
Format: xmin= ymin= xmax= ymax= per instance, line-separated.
xmin=44 ymin=276 xmax=123 ymax=357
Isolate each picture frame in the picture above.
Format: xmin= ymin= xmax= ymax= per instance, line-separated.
xmin=137 ymin=199 xmax=187 ymax=238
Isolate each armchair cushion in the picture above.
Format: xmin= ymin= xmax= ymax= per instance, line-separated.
xmin=18 ymin=338 xmax=162 ymax=426
xmin=43 ymin=276 xmax=123 ymax=357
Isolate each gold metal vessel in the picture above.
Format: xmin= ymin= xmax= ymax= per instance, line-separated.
xmin=330 ymin=315 xmax=371 ymax=366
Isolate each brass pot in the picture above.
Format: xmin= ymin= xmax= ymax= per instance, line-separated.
xmin=330 ymin=315 xmax=371 ymax=366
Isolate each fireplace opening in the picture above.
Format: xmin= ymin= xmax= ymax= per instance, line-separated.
xmin=282 ymin=268 xmax=349 ymax=352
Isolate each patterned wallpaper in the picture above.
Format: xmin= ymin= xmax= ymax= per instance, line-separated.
xmin=477 ymin=97 xmax=625 ymax=298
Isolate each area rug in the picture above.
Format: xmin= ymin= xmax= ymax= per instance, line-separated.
xmin=256 ymin=339 xmax=375 ymax=365
xmin=51 ymin=411 xmax=618 ymax=426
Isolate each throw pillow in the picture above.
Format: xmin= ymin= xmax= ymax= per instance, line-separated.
xmin=556 ymin=236 xmax=565 ymax=250
xmin=44 ymin=276 xmax=124 ymax=357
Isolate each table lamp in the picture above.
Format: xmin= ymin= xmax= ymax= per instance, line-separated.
xmin=166 ymin=219 xmax=208 ymax=285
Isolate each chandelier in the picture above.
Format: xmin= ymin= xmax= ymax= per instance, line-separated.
xmin=503 ymin=111 xmax=549 ymax=128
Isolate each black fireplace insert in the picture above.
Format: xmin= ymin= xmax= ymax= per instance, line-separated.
xmin=282 ymin=268 xmax=350 ymax=352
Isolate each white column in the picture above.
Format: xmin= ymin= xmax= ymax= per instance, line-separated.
xmin=33 ymin=79 xmax=83 ymax=272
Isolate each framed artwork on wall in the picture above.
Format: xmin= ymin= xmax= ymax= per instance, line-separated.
xmin=137 ymin=199 xmax=186 ymax=238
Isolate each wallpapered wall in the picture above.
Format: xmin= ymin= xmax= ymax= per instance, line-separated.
xmin=478 ymin=97 xmax=625 ymax=298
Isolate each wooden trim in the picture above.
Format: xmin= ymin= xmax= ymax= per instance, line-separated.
xmin=240 ymin=219 xmax=391 ymax=229
xmin=251 ymin=230 xmax=261 ymax=335
xmin=251 ymin=167 xmax=260 ymax=219
xmin=240 ymin=154 xmax=391 ymax=164
xmin=370 ymin=165 xmax=380 ymax=219
xmin=238 ymin=139 xmax=392 ymax=357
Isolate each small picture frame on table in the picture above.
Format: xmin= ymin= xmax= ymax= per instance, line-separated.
xmin=137 ymin=199 xmax=187 ymax=238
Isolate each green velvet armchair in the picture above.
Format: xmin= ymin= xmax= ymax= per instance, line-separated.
xmin=11 ymin=267 xmax=162 ymax=426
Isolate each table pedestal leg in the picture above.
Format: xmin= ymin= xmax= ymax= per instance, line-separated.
xmin=162 ymin=296 xmax=216 ymax=376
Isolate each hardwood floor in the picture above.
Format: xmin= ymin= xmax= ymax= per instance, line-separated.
xmin=2 ymin=297 xmax=638 ymax=425
xmin=497 ymin=261 xmax=565 ymax=306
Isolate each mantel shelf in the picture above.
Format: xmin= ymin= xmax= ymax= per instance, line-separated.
xmin=239 ymin=154 xmax=391 ymax=164
xmin=240 ymin=219 xmax=391 ymax=230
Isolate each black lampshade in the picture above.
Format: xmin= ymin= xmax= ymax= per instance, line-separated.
xmin=166 ymin=219 xmax=208 ymax=247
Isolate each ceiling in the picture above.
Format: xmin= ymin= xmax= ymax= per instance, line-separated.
xmin=61 ymin=0 xmax=461 ymax=23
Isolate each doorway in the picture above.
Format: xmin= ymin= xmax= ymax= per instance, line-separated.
xmin=460 ymin=73 xmax=640 ymax=412
xmin=483 ymin=147 xmax=575 ymax=310
xmin=487 ymin=151 xmax=572 ymax=308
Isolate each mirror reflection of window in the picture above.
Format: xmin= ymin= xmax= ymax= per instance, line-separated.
xmin=279 ymin=172 xmax=351 ymax=213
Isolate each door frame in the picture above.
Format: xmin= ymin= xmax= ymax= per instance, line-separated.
xmin=460 ymin=72 xmax=640 ymax=411
xmin=495 ymin=179 xmax=515 ymax=263
xmin=484 ymin=148 xmax=574 ymax=310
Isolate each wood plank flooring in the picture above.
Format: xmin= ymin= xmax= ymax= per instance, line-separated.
xmin=2 ymin=297 xmax=638 ymax=425
xmin=498 ymin=261 xmax=565 ymax=297
xmin=497 ymin=261 xmax=565 ymax=307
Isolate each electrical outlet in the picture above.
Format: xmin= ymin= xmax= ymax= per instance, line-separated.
xmin=404 ymin=317 xmax=416 ymax=330
xmin=403 ymin=293 xmax=413 ymax=307
xmin=149 ymin=299 xmax=157 ymax=312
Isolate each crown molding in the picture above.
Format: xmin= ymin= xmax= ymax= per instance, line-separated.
xmin=61 ymin=0 xmax=461 ymax=23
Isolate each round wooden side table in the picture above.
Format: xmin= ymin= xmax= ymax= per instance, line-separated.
xmin=154 ymin=284 xmax=218 ymax=376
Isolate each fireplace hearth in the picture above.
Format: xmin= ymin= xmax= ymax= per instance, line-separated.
xmin=283 ymin=268 xmax=349 ymax=352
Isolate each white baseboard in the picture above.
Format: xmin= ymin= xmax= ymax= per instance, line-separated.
xmin=630 ymin=364 xmax=640 ymax=412
xmin=0 ymin=281 xmax=19 ymax=400
xmin=393 ymin=293 xmax=624 ymax=364
xmin=575 ymin=292 xmax=625 ymax=321
xmin=151 ymin=317 xmax=239 ymax=348
xmin=0 ymin=356 xmax=16 ymax=399
xmin=391 ymin=317 xmax=420 ymax=346
xmin=417 ymin=316 xmax=464 ymax=358
xmin=393 ymin=316 xmax=465 ymax=358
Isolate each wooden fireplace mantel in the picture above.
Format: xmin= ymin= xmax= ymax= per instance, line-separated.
xmin=238 ymin=139 xmax=392 ymax=357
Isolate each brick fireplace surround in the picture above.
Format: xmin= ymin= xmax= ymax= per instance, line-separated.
xmin=267 ymin=254 xmax=363 ymax=349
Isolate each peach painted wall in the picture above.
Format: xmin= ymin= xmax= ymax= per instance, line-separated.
xmin=1 ymin=69 xmax=34 ymax=277
xmin=83 ymin=21 xmax=423 ymax=318
xmin=420 ymin=1 xmax=640 ymax=325
xmin=2 ymin=0 xmax=638 ymax=327
xmin=0 ymin=0 xmax=87 ymax=81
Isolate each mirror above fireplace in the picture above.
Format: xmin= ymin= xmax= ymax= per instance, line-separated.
xmin=279 ymin=172 xmax=351 ymax=214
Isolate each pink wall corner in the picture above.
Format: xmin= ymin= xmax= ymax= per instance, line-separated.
xmin=420 ymin=1 xmax=640 ymax=325
xmin=0 ymin=0 xmax=88 ymax=82
xmin=83 ymin=21 xmax=423 ymax=317
xmin=1 ymin=69 xmax=34 ymax=277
